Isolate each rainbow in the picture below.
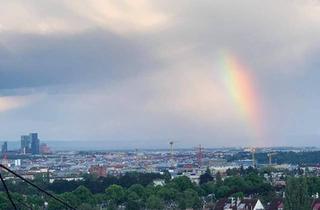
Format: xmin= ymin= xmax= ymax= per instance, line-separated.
xmin=220 ymin=52 xmax=264 ymax=143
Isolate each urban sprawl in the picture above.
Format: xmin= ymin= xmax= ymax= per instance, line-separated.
xmin=1 ymin=134 xmax=320 ymax=209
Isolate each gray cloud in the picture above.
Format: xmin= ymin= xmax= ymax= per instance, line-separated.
xmin=0 ymin=0 xmax=320 ymax=147
xmin=0 ymin=29 xmax=160 ymax=90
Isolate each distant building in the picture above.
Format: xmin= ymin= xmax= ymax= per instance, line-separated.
xmin=14 ymin=159 xmax=21 ymax=167
xmin=1 ymin=142 xmax=8 ymax=154
xmin=30 ymin=133 xmax=40 ymax=155
xmin=21 ymin=135 xmax=31 ymax=154
xmin=40 ymin=143 xmax=51 ymax=154
xmin=89 ymin=165 xmax=107 ymax=177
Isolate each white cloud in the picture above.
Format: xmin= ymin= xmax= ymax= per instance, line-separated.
xmin=66 ymin=0 xmax=168 ymax=34
xmin=0 ymin=0 xmax=168 ymax=34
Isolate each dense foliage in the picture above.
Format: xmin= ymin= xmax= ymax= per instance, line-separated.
xmin=0 ymin=168 xmax=276 ymax=210
xmin=284 ymin=176 xmax=309 ymax=210
xmin=48 ymin=172 xmax=164 ymax=193
xmin=1 ymin=167 xmax=320 ymax=209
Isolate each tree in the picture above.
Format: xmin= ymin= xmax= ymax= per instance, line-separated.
xmin=126 ymin=192 xmax=142 ymax=210
xmin=163 ymin=170 xmax=171 ymax=183
xmin=183 ymin=189 xmax=202 ymax=209
xmin=128 ymin=184 xmax=145 ymax=198
xmin=199 ymin=167 xmax=214 ymax=185
xmin=61 ymin=192 xmax=78 ymax=208
xmin=0 ymin=193 xmax=10 ymax=210
xmin=157 ymin=186 xmax=178 ymax=202
xmin=72 ymin=185 xmax=94 ymax=206
xmin=306 ymin=177 xmax=320 ymax=196
xmin=105 ymin=184 xmax=125 ymax=206
xmin=232 ymin=192 xmax=244 ymax=199
xmin=94 ymin=193 xmax=106 ymax=205
xmin=171 ymin=176 xmax=194 ymax=191
xmin=284 ymin=177 xmax=309 ymax=210
xmin=78 ymin=203 xmax=98 ymax=210
xmin=146 ymin=195 xmax=164 ymax=210
xmin=216 ymin=185 xmax=231 ymax=198
xmin=215 ymin=171 xmax=222 ymax=186
xmin=224 ymin=176 xmax=247 ymax=193
xmin=201 ymin=181 xmax=215 ymax=195
xmin=48 ymin=195 xmax=65 ymax=210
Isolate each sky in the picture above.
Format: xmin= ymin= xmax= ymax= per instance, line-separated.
xmin=0 ymin=0 xmax=320 ymax=148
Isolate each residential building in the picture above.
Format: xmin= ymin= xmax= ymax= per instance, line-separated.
xmin=89 ymin=165 xmax=107 ymax=177
xmin=214 ymin=198 xmax=265 ymax=210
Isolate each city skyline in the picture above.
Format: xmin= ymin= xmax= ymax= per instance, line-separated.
xmin=0 ymin=1 xmax=320 ymax=147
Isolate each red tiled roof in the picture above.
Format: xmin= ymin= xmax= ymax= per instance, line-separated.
xmin=268 ymin=198 xmax=284 ymax=210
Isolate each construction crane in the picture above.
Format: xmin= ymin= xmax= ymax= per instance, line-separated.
xmin=267 ymin=152 xmax=277 ymax=165
xmin=251 ymin=147 xmax=256 ymax=168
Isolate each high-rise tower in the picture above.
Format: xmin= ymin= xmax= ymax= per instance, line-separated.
xmin=21 ymin=135 xmax=30 ymax=154
xmin=30 ymin=133 xmax=40 ymax=155
xmin=1 ymin=142 xmax=8 ymax=154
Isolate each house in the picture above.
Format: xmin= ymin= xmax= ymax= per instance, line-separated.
xmin=267 ymin=198 xmax=284 ymax=210
xmin=268 ymin=197 xmax=320 ymax=210
xmin=214 ymin=198 xmax=265 ymax=210
xmin=312 ymin=198 xmax=320 ymax=210
xmin=214 ymin=198 xmax=235 ymax=210
xmin=238 ymin=199 xmax=264 ymax=210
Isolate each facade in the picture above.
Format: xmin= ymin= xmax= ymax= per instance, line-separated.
xmin=21 ymin=135 xmax=31 ymax=154
xmin=89 ymin=165 xmax=107 ymax=177
xmin=30 ymin=133 xmax=40 ymax=155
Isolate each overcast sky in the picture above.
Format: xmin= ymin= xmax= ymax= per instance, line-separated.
xmin=0 ymin=0 xmax=320 ymax=148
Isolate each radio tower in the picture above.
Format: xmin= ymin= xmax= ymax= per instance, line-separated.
xmin=169 ymin=141 xmax=174 ymax=167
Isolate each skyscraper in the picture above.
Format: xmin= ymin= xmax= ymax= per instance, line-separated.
xmin=30 ymin=133 xmax=40 ymax=155
xmin=1 ymin=142 xmax=7 ymax=154
xmin=21 ymin=135 xmax=30 ymax=154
